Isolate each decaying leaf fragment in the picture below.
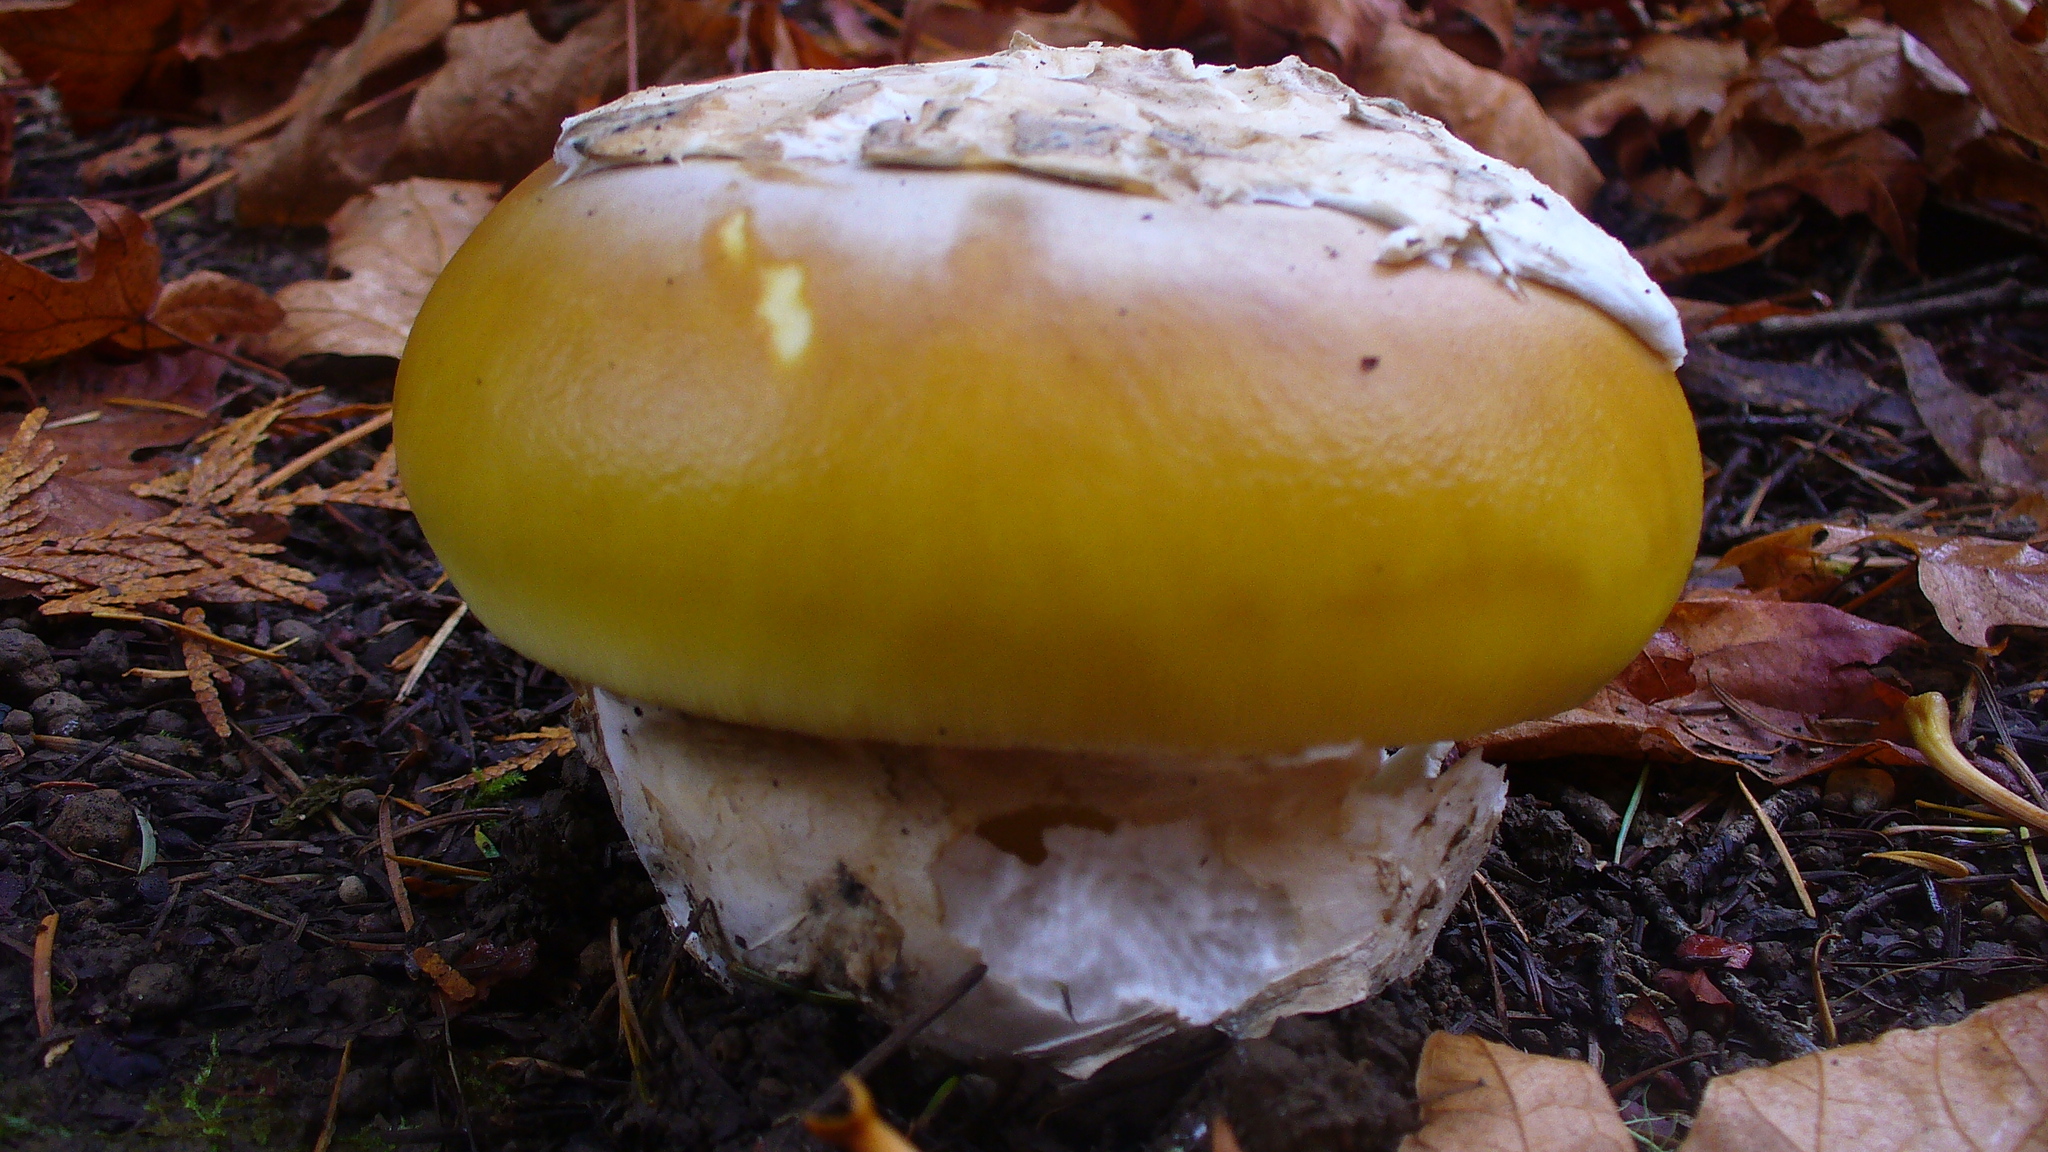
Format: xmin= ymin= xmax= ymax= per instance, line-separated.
xmin=1396 ymin=1032 xmax=1633 ymax=1152
xmin=259 ymin=178 xmax=499 ymax=363
xmin=1684 ymin=984 xmax=2048 ymax=1152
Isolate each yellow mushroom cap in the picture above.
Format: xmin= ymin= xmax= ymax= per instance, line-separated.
xmin=394 ymin=42 xmax=1702 ymax=755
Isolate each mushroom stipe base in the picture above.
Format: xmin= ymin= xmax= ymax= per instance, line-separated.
xmin=573 ymin=686 xmax=1508 ymax=1078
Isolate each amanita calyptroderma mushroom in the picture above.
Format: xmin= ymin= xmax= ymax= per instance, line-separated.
xmin=394 ymin=39 xmax=1700 ymax=1075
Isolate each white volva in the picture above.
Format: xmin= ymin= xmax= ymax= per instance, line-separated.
xmin=577 ymin=689 xmax=1506 ymax=1077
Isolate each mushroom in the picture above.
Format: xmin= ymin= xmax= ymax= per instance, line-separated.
xmin=394 ymin=40 xmax=1700 ymax=1075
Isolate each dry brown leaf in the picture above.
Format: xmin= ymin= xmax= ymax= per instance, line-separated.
xmin=1670 ymin=595 xmax=1918 ymax=717
xmin=106 ymin=270 xmax=285 ymax=354
xmin=1883 ymin=322 xmax=2048 ymax=513
xmin=1484 ymin=592 xmax=1918 ymax=767
xmin=0 ymin=0 xmax=182 ymax=127
xmin=390 ymin=7 xmax=668 ymax=186
xmin=259 ymin=178 xmax=498 ymax=363
xmin=1681 ymin=984 xmax=2048 ymax=1152
xmin=1633 ymin=198 xmax=1799 ymax=282
xmin=1395 ymin=1032 xmax=1633 ymax=1152
xmin=1203 ymin=0 xmax=1401 ymax=80
xmin=0 ymin=199 xmax=161 ymax=365
xmin=179 ymin=0 xmax=353 ymax=59
xmin=233 ymin=0 xmax=460 ymax=227
xmin=909 ymin=0 xmax=1136 ymax=58
xmin=1816 ymin=525 xmax=2048 ymax=646
xmin=1945 ymin=130 xmax=2048 ymax=226
xmin=1348 ymin=24 xmax=1604 ymax=207
xmin=1547 ymin=34 xmax=1751 ymax=139
xmin=1680 ymin=345 xmax=1910 ymax=424
xmin=1698 ymin=27 xmax=1992 ymax=193
xmin=1749 ymin=128 xmax=1928 ymax=260
xmin=1886 ymin=0 xmax=2048 ymax=151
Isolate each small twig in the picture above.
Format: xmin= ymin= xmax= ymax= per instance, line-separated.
xmin=806 ymin=963 xmax=989 ymax=1117
xmin=199 ymin=888 xmax=345 ymax=944
xmin=93 ymin=608 xmax=290 ymax=661
xmin=610 ymin=919 xmax=652 ymax=1099
xmin=313 ymin=1039 xmax=353 ymax=1152
xmin=1471 ymin=871 xmax=1530 ymax=944
xmin=254 ymin=410 xmax=392 ymax=493
xmin=11 ymin=170 xmax=239 ymax=263
xmin=1678 ymin=785 xmax=1820 ymax=898
xmin=1695 ymin=280 xmax=2048 ymax=345
xmin=625 ymin=0 xmax=640 ymax=92
xmin=397 ymin=602 xmax=468 ymax=702
xmin=1606 ymin=1051 xmax=1713 ymax=1097
xmin=32 ymin=912 xmax=57 ymax=1038
xmin=1715 ymin=971 xmax=1820 ymax=1058
xmin=1468 ymin=893 xmax=1510 ymax=1025
xmin=143 ymin=317 xmax=292 ymax=385
xmin=1738 ymin=776 xmax=1817 ymax=919
xmin=380 ymin=797 xmax=416 ymax=933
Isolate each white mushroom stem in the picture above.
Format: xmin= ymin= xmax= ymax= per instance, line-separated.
xmin=574 ymin=687 xmax=1507 ymax=1078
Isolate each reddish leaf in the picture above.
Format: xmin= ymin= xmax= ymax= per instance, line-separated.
xmin=0 ymin=0 xmax=183 ymax=127
xmin=1666 ymin=595 xmax=1919 ymax=719
xmin=1677 ymin=935 xmax=1756 ymax=969
xmin=0 ymin=200 xmax=162 ymax=366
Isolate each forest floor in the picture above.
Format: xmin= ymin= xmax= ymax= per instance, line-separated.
xmin=3 ymin=66 xmax=2048 ymax=1152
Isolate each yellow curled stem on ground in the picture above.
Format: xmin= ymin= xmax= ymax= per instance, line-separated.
xmin=394 ymin=44 xmax=1703 ymax=756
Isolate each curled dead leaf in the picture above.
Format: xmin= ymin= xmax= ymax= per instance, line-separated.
xmin=1396 ymin=1032 xmax=1633 ymax=1152
xmin=259 ymin=178 xmax=498 ymax=363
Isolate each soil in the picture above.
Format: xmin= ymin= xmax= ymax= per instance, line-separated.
xmin=3 ymin=83 xmax=2048 ymax=1152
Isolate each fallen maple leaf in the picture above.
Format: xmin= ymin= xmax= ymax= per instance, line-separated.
xmin=1396 ymin=1032 xmax=1633 ymax=1152
xmin=106 ymin=270 xmax=284 ymax=354
xmin=258 ymin=178 xmax=498 ymax=363
xmin=0 ymin=0 xmax=183 ymax=128
xmin=1683 ymin=985 xmax=2048 ymax=1152
xmin=1883 ymin=322 xmax=2048 ymax=515
xmin=1204 ymin=0 xmax=1402 ymax=81
xmin=0 ymin=200 xmax=161 ymax=365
